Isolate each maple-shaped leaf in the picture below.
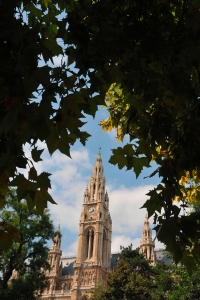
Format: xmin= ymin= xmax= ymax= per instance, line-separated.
xmin=28 ymin=167 xmax=38 ymax=181
xmin=132 ymin=157 xmax=150 ymax=178
xmin=31 ymin=147 xmax=44 ymax=162
xmin=37 ymin=172 xmax=52 ymax=188
xmin=25 ymin=193 xmax=37 ymax=212
xmin=35 ymin=190 xmax=47 ymax=217
xmin=40 ymin=187 xmax=57 ymax=204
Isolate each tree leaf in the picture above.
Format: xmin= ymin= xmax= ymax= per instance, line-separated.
xmin=31 ymin=147 xmax=44 ymax=162
xmin=132 ymin=157 xmax=150 ymax=178
xmin=40 ymin=187 xmax=57 ymax=204
xmin=28 ymin=167 xmax=38 ymax=181
xmin=35 ymin=191 xmax=47 ymax=217
xmin=25 ymin=193 xmax=37 ymax=212
xmin=37 ymin=172 xmax=52 ymax=189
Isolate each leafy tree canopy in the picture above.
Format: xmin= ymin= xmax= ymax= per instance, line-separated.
xmin=90 ymin=245 xmax=200 ymax=300
xmin=153 ymin=262 xmax=200 ymax=300
xmin=90 ymin=245 xmax=155 ymax=300
xmin=1 ymin=0 xmax=200 ymax=271
xmin=0 ymin=190 xmax=54 ymax=299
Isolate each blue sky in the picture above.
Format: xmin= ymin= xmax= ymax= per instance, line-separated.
xmin=23 ymin=103 xmax=164 ymax=257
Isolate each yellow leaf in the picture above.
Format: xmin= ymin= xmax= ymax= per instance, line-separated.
xmin=179 ymin=176 xmax=189 ymax=185
xmin=42 ymin=0 xmax=52 ymax=8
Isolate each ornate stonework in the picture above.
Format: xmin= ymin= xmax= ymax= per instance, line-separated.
xmin=140 ymin=216 xmax=156 ymax=265
xmin=41 ymin=153 xmax=112 ymax=300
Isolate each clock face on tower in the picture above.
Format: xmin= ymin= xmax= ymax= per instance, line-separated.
xmin=88 ymin=206 xmax=96 ymax=214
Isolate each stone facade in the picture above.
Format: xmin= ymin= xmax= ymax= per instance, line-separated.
xmin=41 ymin=153 xmax=112 ymax=300
xmin=140 ymin=216 xmax=156 ymax=265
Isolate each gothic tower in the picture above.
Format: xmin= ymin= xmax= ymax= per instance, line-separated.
xmin=140 ymin=216 xmax=156 ymax=265
xmin=71 ymin=152 xmax=112 ymax=300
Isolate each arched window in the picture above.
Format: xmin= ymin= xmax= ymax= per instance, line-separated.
xmin=85 ymin=228 xmax=95 ymax=259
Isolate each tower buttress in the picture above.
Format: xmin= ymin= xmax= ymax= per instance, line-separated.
xmin=140 ymin=216 xmax=156 ymax=265
xmin=47 ymin=224 xmax=62 ymax=294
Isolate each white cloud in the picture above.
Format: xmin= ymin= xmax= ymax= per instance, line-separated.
xmin=106 ymin=129 xmax=117 ymax=140
xmin=111 ymin=236 xmax=141 ymax=253
xmin=154 ymin=239 xmax=165 ymax=250
xmin=53 ymin=55 xmax=67 ymax=66
xmin=62 ymin=240 xmax=78 ymax=257
xmin=40 ymin=149 xmax=92 ymax=232
xmin=109 ymin=185 xmax=155 ymax=235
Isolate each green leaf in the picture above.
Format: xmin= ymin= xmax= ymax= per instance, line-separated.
xmin=109 ymin=154 xmax=127 ymax=169
xmin=35 ymin=191 xmax=47 ymax=217
xmin=49 ymin=24 xmax=58 ymax=35
xmin=14 ymin=156 xmax=27 ymax=169
xmin=34 ymin=119 xmax=51 ymax=141
xmin=28 ymin=167 xmax=38 ymax=181
xmin=181 ymin=255 xmax=197 ymax=276
xmin=40 ymin=187 xmax=57 ymax=204
xmin=42 ymin=0 xmax=52 ymax=8
xmin=0 ymin=230 xmax=13 ymax=250
xmin=132 ymin=157 xmax=150 ymax=178
xmin=9 ymin=174 xmax=28 ymax=187
xmin=37 ymin=172 xmax=51 ymax=188
xmin=0 ymin=194 xmax=4 ymax=208
xmin=31 ymin=147 xmax=44 ymax=162
xmin=17 ymin=182 xmax=28 ymax=201
xmin=5 ymin=224 xmax=21 ymax=243
xmin=46 ymin=125 xmax=59 ymax=155
xmin=57 ymin=139 xmax=71 ymax=157
xmin=25 ymin=193 xmax=37 ymax=212
xmin=43 ymin=39 xmax=63 ymax=56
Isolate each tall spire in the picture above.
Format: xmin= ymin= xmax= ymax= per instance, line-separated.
xmin=140 ymin=215 xmax=155 ymax=265
xmin=75 ymin=151 xmax=112 ymax=297
xmin=82 ymin=152 xmax=108 ymax=205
